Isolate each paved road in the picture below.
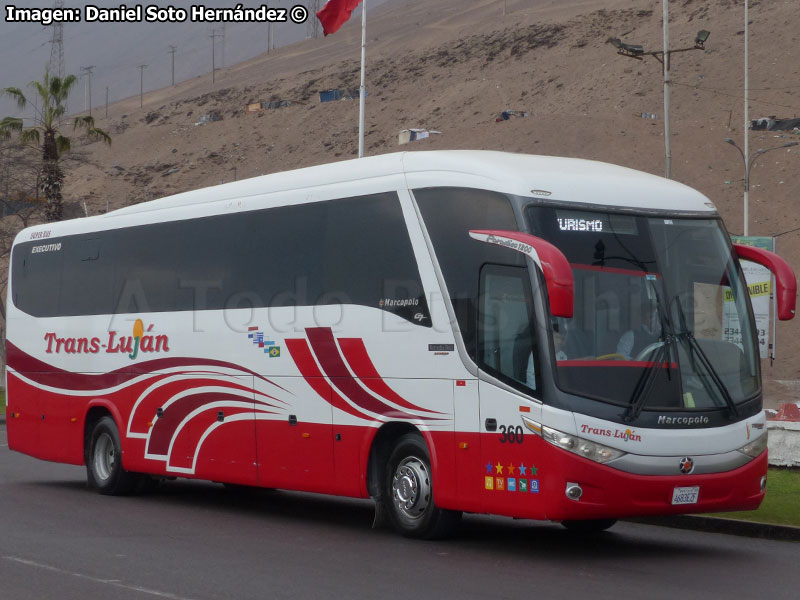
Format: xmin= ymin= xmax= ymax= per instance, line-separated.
xmin=1 ymin=425 xmax=799 ymax=600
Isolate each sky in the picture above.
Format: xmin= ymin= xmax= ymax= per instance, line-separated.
xmin=0 ymin=1 xmax=388 ymax=120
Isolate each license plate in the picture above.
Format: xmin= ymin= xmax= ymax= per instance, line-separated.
xmin=671 ymin=486 xmax=700 ymax=505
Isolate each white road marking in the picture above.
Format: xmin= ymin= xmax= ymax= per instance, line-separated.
xmin=3 ymin=556 xmax=200 ymax=600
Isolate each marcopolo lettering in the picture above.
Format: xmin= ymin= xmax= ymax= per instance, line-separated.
xmin=657 ymin=415 xmax=710 ymax=426
xmin=379 ymin=298 xmax=420 ymax=308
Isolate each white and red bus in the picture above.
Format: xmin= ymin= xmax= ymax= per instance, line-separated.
xmin=5 ymin=151 xmax=796 ymax=537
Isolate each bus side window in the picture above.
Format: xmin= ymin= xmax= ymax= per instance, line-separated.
xmin=477 ymin=264 xmax=539 ymax=394
xmin=415 ymin=187 xmax=521 ymax=360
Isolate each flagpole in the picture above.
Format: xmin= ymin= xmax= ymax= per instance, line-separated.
xmin=358 ymin=1 xmax=366 ymax=158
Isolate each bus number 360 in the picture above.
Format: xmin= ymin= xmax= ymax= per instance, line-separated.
xmin=499 ymin=425 xmax=524 ymax=444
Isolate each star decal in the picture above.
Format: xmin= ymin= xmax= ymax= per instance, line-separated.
xmin=486 ymin=462 xmax=494 ymax=474
xmin=530 ymin=464 xmax=538 ymax=476
xmin=506 ymin=463 xmax=516 ymax=476
xmin=495 ymin=462 xmax=503 ymax=475
xmin=518 ymin=464 xmax=527 ymax=476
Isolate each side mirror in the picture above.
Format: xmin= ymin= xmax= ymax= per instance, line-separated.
xmin=733 ymin=244 xmax=797 ymax=320
xmin=469 ymin=230 xmax=574 ymax=318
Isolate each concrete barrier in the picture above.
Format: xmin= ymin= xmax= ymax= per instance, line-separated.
xmin=767 ymin=403 xmax=800 ymax=467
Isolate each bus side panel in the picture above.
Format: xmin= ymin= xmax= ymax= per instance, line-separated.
xmin=332 ymin=423 xmax=374 ymax=498
xmin=6 ymin=371 xmax=84 ymax=465
xmin=193 ymin=419 xmax=259 ymax=486
xmin=450 ymin=379 xmax=485 ymax=513
xmin=423 ymin=428 xmax=460 ymax=510
xmin=6 ymin=372 xmax=42 ymax=459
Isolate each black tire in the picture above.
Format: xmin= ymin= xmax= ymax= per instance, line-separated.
xmin=561 ymin=518 xmax=617 ymax=532
xmin=86 ymin=416 xmax=140 ymax=495
xmin=384 ymin=433 xmax=461 ymax=539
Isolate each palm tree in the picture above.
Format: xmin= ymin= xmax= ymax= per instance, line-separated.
xmin=0 ymin=69 xmax=111 ymax=221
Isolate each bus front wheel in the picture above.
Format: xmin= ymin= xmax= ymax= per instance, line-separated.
xmin=87 ymin=416 xmax=140 ymax=495
xmin=384 ymin=433 xmax=461 ymax=539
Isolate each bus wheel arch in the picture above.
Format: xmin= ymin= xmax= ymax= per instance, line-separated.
xmin=366 ymin=422 xmax=418 ymax=500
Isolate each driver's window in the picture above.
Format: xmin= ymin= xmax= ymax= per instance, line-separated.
xmin=478 ymin=264 xmax=539 ymax=395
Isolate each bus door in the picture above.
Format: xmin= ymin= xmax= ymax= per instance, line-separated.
xmin=477 ymin=263 xmax=544 ymax=510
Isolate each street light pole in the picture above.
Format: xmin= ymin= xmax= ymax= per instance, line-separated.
xmin=662 ymin=0 xmax=671 ymax=178
xmin=724 ymin=138 xmax=799 ymax=235
xmin=608 ymin=28 xmax=709 ymax=180
xmin=744 ymin=0 xmax=750 ymax=234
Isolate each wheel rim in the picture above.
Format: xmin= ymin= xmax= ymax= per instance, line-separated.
xmin=391 ymin=456 xmax=431 ymax=521
xmin=93 ymin=432 xmax=115 ymax=481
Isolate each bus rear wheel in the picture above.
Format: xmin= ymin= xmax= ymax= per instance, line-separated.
xmin=87 ymin=416 xmax=140 ymax=495
xmin=384 ymin=433 xmax=461 ymax=539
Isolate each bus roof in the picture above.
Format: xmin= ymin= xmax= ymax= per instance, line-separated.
xmin=18 ymin=151 xmax=717 ymax=241
xmin=105 ymin=150 xmax=715 ymax=217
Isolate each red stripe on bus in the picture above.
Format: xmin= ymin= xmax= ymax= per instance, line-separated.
xmin=337 ymin=338 xmax=445 ymax=415
xmin=557 ymin=360 xmax=678 ymax=368
xmin=5 ymin=342 xmax=280 ymax=391
xmin=305 ymin=328 xmax=423 ymax=420
xmin=148 ymin=392 xmax=270 ymax=456
xmin=285 ymin=338 xmax=376 ymax=422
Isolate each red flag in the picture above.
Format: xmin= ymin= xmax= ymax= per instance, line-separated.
xmin=316 ymin=0 xmax=363 ymax=36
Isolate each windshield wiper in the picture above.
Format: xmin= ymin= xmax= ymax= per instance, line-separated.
xmin=624 ymin=333 xmax=674 ymax=423
xmin=623 ymin=279 xmax=674 ymax=423
xmin=672 ymin=297 xmax=739 ymax=419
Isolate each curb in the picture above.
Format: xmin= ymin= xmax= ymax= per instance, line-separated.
xmin=628 ymin=515 xmax=800 ymax=542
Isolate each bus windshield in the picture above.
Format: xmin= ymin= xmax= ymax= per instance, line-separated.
xmin=527 ymin=205 xmax=760 ymax=412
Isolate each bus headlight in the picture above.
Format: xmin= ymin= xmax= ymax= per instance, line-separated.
xmin=521 ymin=416 xmax=625 ymax=464
xmin=738 ymin=431 xmax=768 ymax=458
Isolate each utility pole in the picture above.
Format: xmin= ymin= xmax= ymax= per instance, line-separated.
xmin=80 ymin=65 xmax=95 ymax=116
xmin=744 ymin=0 xmax=750 ymax=235
xmin=267 ymin=22 xmax=273 ymax=54
xmin=308 ymin=0 xmax=321 ymax=38
xmin=210 ymin=29 xmax=221 ymax=83
xmin=662 ymin=0 xmax=671 ymax=178
xmin=724 ymin=138 xmax=799 ymax=235
xmin=221 ymin=24 xmax=226 ymax=68
xmin=137 ymin=64 xmax=147 ymax=108
xmin=358 ymin=1 xmax=366 ymax=158
xmin=48 ymin=0 xmax=65 ymax=80
xmin=168 ymin=45 xmax=177 ymax=86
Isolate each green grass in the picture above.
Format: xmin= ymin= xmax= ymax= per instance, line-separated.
xmin=0 ymin=389 xmax=5 ymax=415
xmin=710 ymin=467 xmax=800 ymax=527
